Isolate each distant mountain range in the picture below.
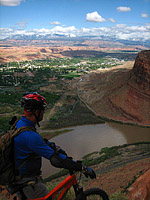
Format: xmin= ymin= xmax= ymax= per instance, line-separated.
xmin=1 ymin=34 xmax=150 ymax=48
xmin=0 ymin=36 xmax=149 ymax=63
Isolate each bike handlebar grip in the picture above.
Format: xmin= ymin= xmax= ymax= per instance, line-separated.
xmin=83 ymin=166 xmax=96 ymax=179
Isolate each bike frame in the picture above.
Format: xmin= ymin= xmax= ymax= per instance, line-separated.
xmin=28 ymin=173 xmax=79 ymax=200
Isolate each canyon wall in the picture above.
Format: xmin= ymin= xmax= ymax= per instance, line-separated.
xmin=78 ymin=50 xmax=150 ymax=126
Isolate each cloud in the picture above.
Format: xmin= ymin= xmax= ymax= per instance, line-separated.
xmin=50 ymin=21 xmax=61 ymax=25
xmin=141 ymin=13 xmax=148 ymax=18
xmin=51 ymin=26 xmax=77 ymax=37
xmin=117 ymin=7 xmax=131 ymax=12
xmin=109 ymin=18 xmax=116 ymax=23
xmin=0 ymin=0 xmax=25 ymax=6
xmin=16 ymin=21 xmax=28 ymax=28
xmin=86 ymin=11 xmax=106 ymax=22
xmin=0 ymin=24 xmax=150 ymax=42
xmin=51 ymin=26 xmax=76 ymax=33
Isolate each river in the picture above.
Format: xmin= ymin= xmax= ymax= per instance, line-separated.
xmin=42 ymin=122 xmax=150 ymax=178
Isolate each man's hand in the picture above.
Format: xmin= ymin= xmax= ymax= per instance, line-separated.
xmin=83 ymin=166 xmax=96 ymax=179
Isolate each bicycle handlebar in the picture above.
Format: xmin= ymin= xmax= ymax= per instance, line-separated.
xmin=69 ymin=166 xmax=96 ymax=179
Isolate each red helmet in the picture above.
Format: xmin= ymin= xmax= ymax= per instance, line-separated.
xmin=21 ymin=92 xmax=47 ymax=111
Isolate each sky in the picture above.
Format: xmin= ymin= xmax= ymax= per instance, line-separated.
xmin=0 ymin=0 xmax=150 ymax=42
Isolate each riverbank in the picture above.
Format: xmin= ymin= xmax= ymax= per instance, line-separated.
xmin=40 ymin=100 xmax=105 ymax=131
xmin=38 ymin=99 xmax=105 ymax=141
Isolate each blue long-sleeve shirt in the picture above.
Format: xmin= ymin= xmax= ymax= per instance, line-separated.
xmin=14 ymin=116 xmax=54 ymax=176
xmin=14 ymin=116 xmax=82 ymax=177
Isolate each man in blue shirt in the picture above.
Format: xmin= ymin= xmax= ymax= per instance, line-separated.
xmin=14 ymin=92 xmax=95 ymax=199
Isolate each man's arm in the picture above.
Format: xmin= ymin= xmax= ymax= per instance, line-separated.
xmin=43 ymin=138 xmax=81 ymax=171
xmin=27 ymin=132 xmax=55 ymax=159
xmin=28 ymin=133 xmax=95 ymax=177
xmin=50 ymin=154 xmax=96 ymax=179
xmin=50 ymin=153 xmax=82 ymax=171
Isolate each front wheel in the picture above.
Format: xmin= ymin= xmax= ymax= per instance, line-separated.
xmin=75 ymin=188 xmax=109 ymax=200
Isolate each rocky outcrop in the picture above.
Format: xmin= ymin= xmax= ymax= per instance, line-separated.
xmin=132 ymin=50 xmax=150 ymax=91
xmin=78 ymin=50 xmax=150 ymax=126
xmin=128 ymin=169 xmax=150 ymax=200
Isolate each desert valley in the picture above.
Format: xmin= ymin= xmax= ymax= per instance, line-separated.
xmin=0 ymin=38 xmax=150 ymax=200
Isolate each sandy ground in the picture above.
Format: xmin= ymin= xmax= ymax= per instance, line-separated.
xmin=86 ymin=157 xmax=150 ymax=198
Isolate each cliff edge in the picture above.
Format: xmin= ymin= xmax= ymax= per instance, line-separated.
xmin=78 ymin=50 xmax=150 ymax=126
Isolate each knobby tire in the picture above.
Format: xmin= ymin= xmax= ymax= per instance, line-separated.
xmin=75 ymin=188 xmax=109 ymax=200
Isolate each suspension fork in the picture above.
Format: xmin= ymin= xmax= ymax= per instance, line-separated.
xmin=73 ymin=184 xmax=84 ymax=198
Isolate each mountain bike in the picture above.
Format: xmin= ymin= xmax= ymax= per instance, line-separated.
xmin=27 ymin=170 xmax=109 ymax=200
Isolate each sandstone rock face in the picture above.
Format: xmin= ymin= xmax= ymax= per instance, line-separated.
xmin=78 ymin=50 xmax=150 ymax=126
xmin=128 ymin=169 xmax=150 ymax=200
xmin=132 ymin=50 xmax=150 ymax=91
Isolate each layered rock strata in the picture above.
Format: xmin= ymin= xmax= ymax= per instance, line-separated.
xmin=78 ymin=50 xmax=150 ymax=126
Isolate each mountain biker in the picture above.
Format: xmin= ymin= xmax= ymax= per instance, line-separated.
xmin=12 ymin=92 xmax=96 ymax=199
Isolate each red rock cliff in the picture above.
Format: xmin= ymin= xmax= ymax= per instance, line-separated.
xmin=132 ymin=50 xmax=150 ymax=92
xmin=78 ymin=50 xmax=150 ymax=126
xmin=128 ymin=169 xmax=150 ymax=200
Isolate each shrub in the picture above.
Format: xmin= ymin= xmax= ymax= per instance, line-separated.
xmin=110 ymin=192 xmax=127 ymax=200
